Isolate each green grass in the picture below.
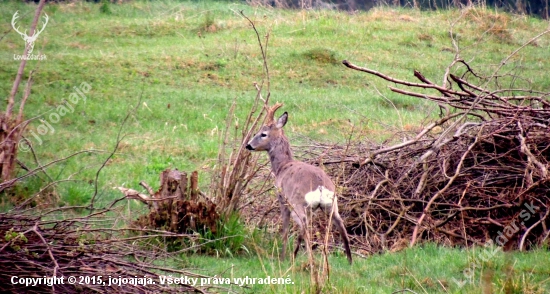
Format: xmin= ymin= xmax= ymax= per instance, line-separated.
xmin=2 ymin=1 xmax=549 ymax=200
xmin=1 ymin=1 xmax=550 ymax=292
xmin=178 ymin=242 xmax=550 ymax=293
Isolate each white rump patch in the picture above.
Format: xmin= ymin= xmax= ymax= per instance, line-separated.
xmin=305 ymin=186 xmax=335 ymax=209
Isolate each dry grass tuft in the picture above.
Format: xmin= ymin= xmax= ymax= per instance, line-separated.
xmin=463 ymin=7 xmax=514 ymax=43
xmin=301 ymin=48 xmax=340 ymax=64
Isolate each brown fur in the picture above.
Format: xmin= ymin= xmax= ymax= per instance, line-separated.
xmin=246 ymin=108 xmax=352 ymax=264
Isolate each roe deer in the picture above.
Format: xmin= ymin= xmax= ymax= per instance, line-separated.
xmin=246 ymin=103 xmax=352 ymax=264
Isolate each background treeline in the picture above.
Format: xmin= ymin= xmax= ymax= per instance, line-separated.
xmin=259 ymin=0 xmax=548 ymax=18
xmin=25 ymin=0 xmax=550 ymax=18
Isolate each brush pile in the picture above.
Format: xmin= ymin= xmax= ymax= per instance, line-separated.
xmin=306 ymin=60 xmax=550 ymax=253
xmin=0 ymin=210 xmax=207 ymax=293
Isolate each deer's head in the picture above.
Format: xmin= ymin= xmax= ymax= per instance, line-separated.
xmin=246 ymin=103 xmax=288 ymax=152
xmin=11 ymin=11 xmax=49 ymax=54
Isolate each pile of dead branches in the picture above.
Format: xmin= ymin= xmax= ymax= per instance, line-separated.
xmin=306 ymin=60 xmax=550 ymax=253
xmin=0 ymin=210 xmax=210 ymax=293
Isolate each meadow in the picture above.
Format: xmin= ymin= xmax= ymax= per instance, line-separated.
xmin=1 ymin=0 xmax=550 ymax=293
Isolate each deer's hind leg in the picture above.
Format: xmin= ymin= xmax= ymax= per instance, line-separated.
xmin=325 ymin=203 xmax=353 ymax=264
xmin=290 ymin=205 xmax=311 ymax=261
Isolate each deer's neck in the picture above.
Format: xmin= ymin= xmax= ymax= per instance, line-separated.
xmin=268 ymin=136 xmax=293 ymax=176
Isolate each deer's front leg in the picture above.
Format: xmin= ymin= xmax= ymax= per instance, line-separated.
xmin=278 ymin=193 xmax=291 ymax=260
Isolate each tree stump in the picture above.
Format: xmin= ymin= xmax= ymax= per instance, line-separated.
xmin=118 ymin=169 xmax=219 ymax=234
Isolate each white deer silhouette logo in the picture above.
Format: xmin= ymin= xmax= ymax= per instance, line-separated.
xmin=11 ymin=11 xmax=49 ymax=55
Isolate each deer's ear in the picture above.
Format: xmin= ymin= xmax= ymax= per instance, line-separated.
xmin=276 ymin=112 xmax=288 ymax=129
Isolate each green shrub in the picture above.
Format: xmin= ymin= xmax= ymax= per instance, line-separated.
xmin=200 ymin=213 xmax=247 ymax=257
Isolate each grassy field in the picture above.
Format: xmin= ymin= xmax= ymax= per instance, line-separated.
xmin=1 ymin=0 xmax=550 ymax=293
xmin=181 ymin=243 xmax=550 ymax=293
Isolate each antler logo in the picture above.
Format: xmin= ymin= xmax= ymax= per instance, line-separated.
xmin=11 ymin=11 xmax=49 ymax=55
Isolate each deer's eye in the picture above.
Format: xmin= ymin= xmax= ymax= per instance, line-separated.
xmin=261 ymin=133 xmax=267 ymax=138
